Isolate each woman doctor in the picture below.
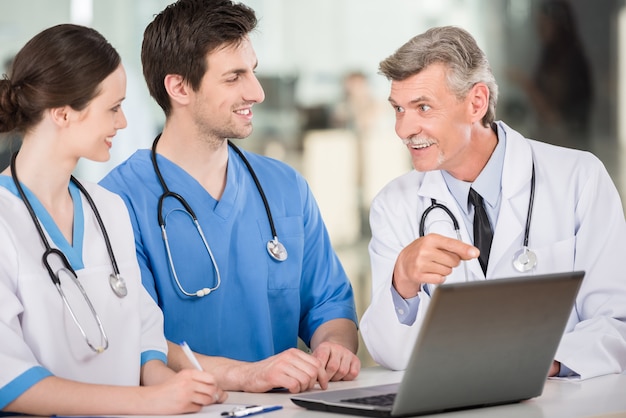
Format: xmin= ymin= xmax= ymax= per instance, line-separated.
xmin=0 ymin=24 xmax=225 ymax=415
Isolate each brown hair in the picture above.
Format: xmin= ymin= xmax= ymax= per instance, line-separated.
xmin=0 ymin=24 xmax=120 ymax=134
xmin=141 ymin=0 xmax=257 ymax=116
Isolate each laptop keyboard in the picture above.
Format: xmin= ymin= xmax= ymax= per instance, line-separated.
xmin=341 ymin=393 xmax=396 ymax=407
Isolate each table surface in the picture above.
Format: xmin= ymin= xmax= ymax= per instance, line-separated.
xmin=173 ymin=366 xmax=626 ymax=418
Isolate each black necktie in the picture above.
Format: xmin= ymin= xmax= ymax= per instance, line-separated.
xmin=468 ymin=188 xmax=493 ymax=275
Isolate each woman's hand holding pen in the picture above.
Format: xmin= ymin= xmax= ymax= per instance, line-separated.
xmin=143 ymin=368 xmax=227 ymax=415
xmin=139 ymin=349 xmax=226 ymax=414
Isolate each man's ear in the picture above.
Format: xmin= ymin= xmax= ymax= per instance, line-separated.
xmin=467 ymin=82 xmax=489 ymax=123
xmin=164 ymin=74 xmax=191 ymax=106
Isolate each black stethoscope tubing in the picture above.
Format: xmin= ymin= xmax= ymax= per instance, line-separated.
xmin=419 ymin=162 xmax=536 ymax=273
xmin=9 ymin=152 xmax=126 ymax=353
xmin=150 ymin=134 xmax=286 ymax=262
xmin=228 ymin=140 xmax=279 ymax=240
xmin=419 ymin=198 xmax=460 ymax=237
xmin=522 ymin=163 xmax=535 ymax=248
xmin=10 ymin=152 xmax=122 ymax=281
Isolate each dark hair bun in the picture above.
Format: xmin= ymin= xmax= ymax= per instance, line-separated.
xmin=0 ymin=79 xmax=21 ymax=133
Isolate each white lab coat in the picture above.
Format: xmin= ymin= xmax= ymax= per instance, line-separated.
xmin=0 ymin=179 xmax=167 ymax=407
xmin=360 ymin=121 xmax=626 ymax=379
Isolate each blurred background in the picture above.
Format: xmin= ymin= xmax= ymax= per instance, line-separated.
xmin=2 ymin=0 xmax=625 ymax=366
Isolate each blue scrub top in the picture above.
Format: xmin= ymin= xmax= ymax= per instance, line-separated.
xmin=100 ymin=146 xmax=357 ymax=362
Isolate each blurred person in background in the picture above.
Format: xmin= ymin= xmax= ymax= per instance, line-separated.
xmin=508 ymin=0 xmax=593 ymax=149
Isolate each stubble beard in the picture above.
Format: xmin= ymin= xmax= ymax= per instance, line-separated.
xmin=196 ymin=120 xmax=254 ymax=150
xmin=411 ymin=148 xmax=446 ymax=173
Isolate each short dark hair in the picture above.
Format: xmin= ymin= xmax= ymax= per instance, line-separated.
xmin=379 ymin=26 xmax=498 ymax=127
xmin=0 ymin=24 xmax=120 ymax=134
xmin=141 ymin=0 xmax=257 ymax=116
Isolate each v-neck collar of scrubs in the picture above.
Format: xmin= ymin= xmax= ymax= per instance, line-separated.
xmin=0 ymin=176 xmax=85 ymax=270
xmin=219 ymin=146 xmax=241 ymax=219
xmin=150 ymin=146 xmax=241 ymax=221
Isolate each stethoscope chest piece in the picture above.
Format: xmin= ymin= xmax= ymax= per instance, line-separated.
xmin=109 ymin=274 xmax=128 ymax=298
xmin=513 ymin=247 xmax=537 ymax=272
xmin=267 ymin=238 xmax=288 ymax=262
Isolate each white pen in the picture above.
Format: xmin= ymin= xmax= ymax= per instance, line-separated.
xmin=179 ymin=341 xmax=203 ymax=371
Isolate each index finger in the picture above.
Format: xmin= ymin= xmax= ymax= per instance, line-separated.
xmin=431 ymin=233 xmax=479 ymax=260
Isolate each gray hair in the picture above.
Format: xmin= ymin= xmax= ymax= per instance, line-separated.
xmin=379 ymin=26 xmax=498 ymax=127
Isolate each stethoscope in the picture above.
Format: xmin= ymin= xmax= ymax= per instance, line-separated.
xmin=10 ymin=153 xmax=128 ymax=353
xmin=419 ymin=162 xmax=536 ymax=274
xmin=150 ymin=134 xmax=288 ymax=298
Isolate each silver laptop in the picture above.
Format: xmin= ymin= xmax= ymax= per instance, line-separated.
xmin=291 ymin=271 xmax=584 ymax=417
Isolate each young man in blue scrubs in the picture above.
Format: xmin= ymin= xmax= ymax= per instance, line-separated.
xmin=100 ymin=0 xmax=360 ymax=393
